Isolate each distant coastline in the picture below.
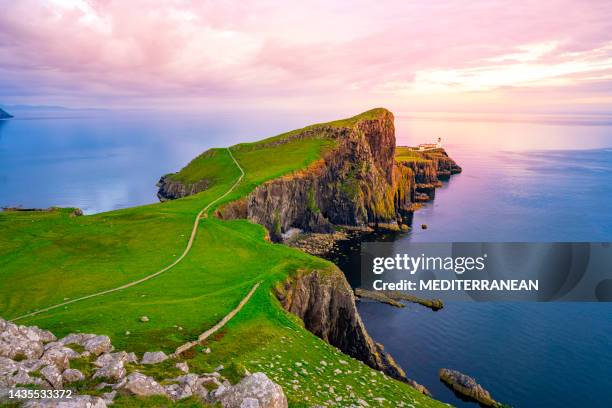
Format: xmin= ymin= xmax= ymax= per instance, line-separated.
xmin=0 ymin=108 xmax=13 ymax=119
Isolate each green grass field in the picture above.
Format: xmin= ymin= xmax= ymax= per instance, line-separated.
xmin=0 ymin=109 xmax=446 ymax=407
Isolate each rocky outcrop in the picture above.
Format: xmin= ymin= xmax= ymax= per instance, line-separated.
xmin=157 ymin=175 xmax=210 ymax=201
xmin=223 ymin=110 xmax=417 ymax=241
xmin=439 ymin=368 xmax=501 ymax=407
xmin=0 ymin=108 xmax=12 ymax=119
xmin=0 ymin=318 xmax=287 ymax=407
xmin=274 ymin=268 xmax=427 ymax=394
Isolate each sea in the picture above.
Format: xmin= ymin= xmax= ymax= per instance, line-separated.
xmin=1 ymin=108 xmax=611 ymax=407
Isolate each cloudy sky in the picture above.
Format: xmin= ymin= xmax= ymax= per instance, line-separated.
xmin=1 ymin=0 xmax=611 ymax=114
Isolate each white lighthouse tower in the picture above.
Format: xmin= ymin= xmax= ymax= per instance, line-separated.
xmin=436 ymin=137 xmax=442 ymax=148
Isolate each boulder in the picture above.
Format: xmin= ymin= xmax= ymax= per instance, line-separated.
xmin=41 ymin=364 xmax=63 ymax=389
xmin=213 ymin=372 xmax=287 ymax=408
xmin=176 ymin=361 xmax=189 ymax=373
xmin=62 ymin=368 xmax=85 ymax=383
xmin=164 ymin=383 xmax=193 ymax=401
xmin=439 ymin=368 xmax=499 ymax=407
xmin=58 ymin=333 xmax=96 ymax=346
xmin=92 ymin=357 xmax=126 ymax=382
xmin=22 ymin=395 xmax=107 ymax=408
xmin=141 ymin=351 xmax=168 ymax=365
xmin=41 ymin=347 xmax=76 ymax=370
xmin=120 ymin=372 xmax=166 ymax=397
xmin=82 ymin=336 xmax=112 ymax=355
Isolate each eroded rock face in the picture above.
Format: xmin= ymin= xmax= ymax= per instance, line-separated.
xmin=214 ymin=372 xmax=288 ymax=408
xmin=224 ymin=112 xmax=412 ymax=241
xmin=157 ymin=175 xmax=210 ymax=201
xmin=274 ymin=268 xmax=406 ymax=382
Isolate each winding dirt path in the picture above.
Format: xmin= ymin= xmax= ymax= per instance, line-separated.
xmin=172 ymin=281 xmax=261 ymax=357
xmin=12 ymin=148 xmax=245 ymax=322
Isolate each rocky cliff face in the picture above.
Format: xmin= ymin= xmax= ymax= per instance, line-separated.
xmin=274 ymin=268 xmax=405 ymax=380
xmin=157 ymin=175 xmax=209 ymax=202
xmin=223 ymin=110 xmax=417 ymax=240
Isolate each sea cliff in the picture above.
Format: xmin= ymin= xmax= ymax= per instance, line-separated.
xmin=156 ymin=109 xmax=460 ymax=396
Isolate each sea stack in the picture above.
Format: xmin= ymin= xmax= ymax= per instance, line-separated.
xmin=0 ymin=108 xmax=13 ymax=119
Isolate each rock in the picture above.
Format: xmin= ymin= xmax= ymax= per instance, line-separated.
xmin=22 ymin=395 xmax=107 ymax=408
xmin=421 ymin=224 xmax=428 ymax=230
xmin=82 ymin=335 xmax=112 ymax=355
xmin=59 ymin=333 xmax=96 ymax=346
xmin=139 ymin=316 xmax=149 ymax=322
xmin=120 ymin=372 xmax=166 ymax=397
xmin=62 ymin=368 xmax=85 ymax=383
xmin=164 ymin=383 xmax=193 ymax=401
xmin=141 ymin=351 xmax=168 ymax=365
xmin=92 ymin=354 xmax=126 ymax=381
xmin=102 ymin=391 xmax=116 ymax=405
xmin=439 ymin=368 xmax=500 ymax=407
xmin=176 ymin=361 xmax=189 ymax=373
xmin=41 ymin=364 xmax=63 ymax=389
xmin=0 ymin=322 xmax=45 ymax=360
xmin=213 ymin=372 xmax=287 ymax=408
xmin=41 ymin=347 xmax=77 ymax=370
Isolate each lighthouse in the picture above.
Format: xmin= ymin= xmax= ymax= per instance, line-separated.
xmin=436 ymin=137 xmax=442 ymax=148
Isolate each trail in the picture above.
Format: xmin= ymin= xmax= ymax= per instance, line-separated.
xmin=171 ymin=281 xmax=261 ymax=357
xmin=12 ymin=148 xmax=245 ymax=322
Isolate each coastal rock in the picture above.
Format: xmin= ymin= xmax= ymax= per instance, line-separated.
xmin=213 ymin=372 xmax=287 ymax=408
xmin=275 ymin=268 xmax=407 ymax=382
xmin=120 ymin=372 xmax=166 ymax=397
xmin=141 ymin=351 xmax=168 ymax=365
xmin=439 ymin=368 xmax=499 ymax=407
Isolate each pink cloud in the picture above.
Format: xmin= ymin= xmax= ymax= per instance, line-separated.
xmin=0 ymin=0 xmax=611 ymax=113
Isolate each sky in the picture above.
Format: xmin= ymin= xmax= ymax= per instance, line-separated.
xmin=1 ymin=0 xmax=612 ymax=115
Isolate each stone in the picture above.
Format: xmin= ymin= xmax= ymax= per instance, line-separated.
xmin=141 ymin=351 xmax=168 ymax=365
xmin=41 ymin=364 xmax=63 ymax=389
xmin=41 ymin=347 xmax=77 ymax=370
xmin=102 ymin=391 xmax=116 ymax=405
xmin=164 ymin=383 xmax=193 ymax=400
xmin=439 ymin=368 xmax=499 ymax=407
xmin=59 ymin=333 xmax=96 ymax=346
xmin=22 ymin=395 xmax=107 ymax=408
xmin=62 ymin=368 xmax=85 ymax=383
xmin=121 ymin=372 xmax=166 ymax=396
xmin=82 ymin=335 xmax=112 ymax=355
xmin=93 ymin=356 xmax=126 ymax=381
xmin=213 ymin=372 xmax=287 ymax=408
xmin=139 ymin=316 xmax=149 ymax=322
xmin=176 ymin=362 xmax=189 ymax=373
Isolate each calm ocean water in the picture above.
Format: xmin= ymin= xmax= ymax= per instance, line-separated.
xmin=1 ymin=109 xmax=611 ymax=407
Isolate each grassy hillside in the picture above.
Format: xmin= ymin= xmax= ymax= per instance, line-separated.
xmin=0 ymin=109 xmax=446 ymax=407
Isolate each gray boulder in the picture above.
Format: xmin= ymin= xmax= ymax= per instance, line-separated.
xmin=62 ymin=368 xmax=85 ymax=383
xmin=22 ymin=395 xmax=107 ymax=407
xmin=214 ymin=372 xmax=287 ymax=408
xmin=164 ymin=383 xmax=193 ymax=400
xmin=141 ymin=351 xmax=168 ymax=365
xmin=120 ymin=372 xmax=166 ymax=396
xmin=82 ymin=336 xmax=112 ymax=355
xmin=41 ymin=364 xmax=63 ymax=389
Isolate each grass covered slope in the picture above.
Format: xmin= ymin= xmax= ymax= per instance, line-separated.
xmin=0 ymin=109 xmax=446 ymax=407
